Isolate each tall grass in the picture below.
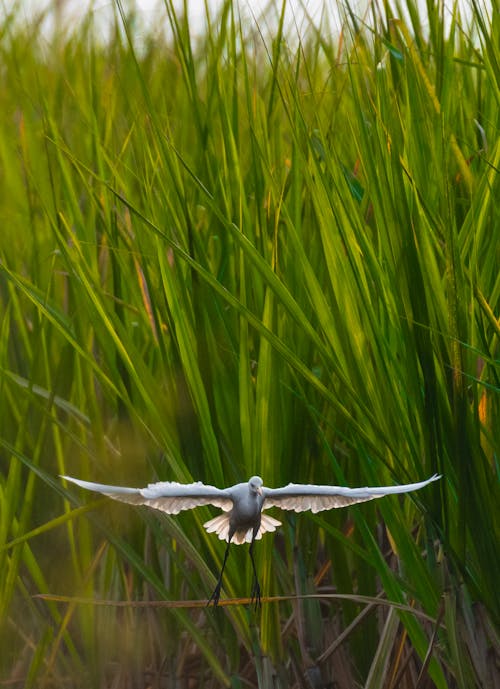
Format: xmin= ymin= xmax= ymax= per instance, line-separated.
xmin=0 ymin=0 xmax=498 ymax=686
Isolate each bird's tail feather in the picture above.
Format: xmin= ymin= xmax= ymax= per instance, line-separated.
xmin=203 ymin=513 xmax=282 ymax=544
xmin=203 ymin=514 xmax=232 ymax=542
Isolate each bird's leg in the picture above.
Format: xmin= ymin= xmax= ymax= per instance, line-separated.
xmin=248 ymin=540 xmax=261 ymax=609
xmin=207 ymin=540 xmax=231 ymax=607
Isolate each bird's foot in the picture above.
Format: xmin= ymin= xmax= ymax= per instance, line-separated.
xmin=250 ymin=579 xmax=261 ymax=610
xmin=207 ymin=582 xmax=223 ymax=607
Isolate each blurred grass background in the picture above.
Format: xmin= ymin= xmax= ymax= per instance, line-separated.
xmin=0 ymin=0 xmax=498 ymax=686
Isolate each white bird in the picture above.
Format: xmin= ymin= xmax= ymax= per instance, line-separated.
xmin=61 ymin=473 xmax=441 ymax=606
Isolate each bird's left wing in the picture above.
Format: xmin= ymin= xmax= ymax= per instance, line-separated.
xmin=61 ymin=476 xmax=234 ymax=514
xmin=262 ymin=474 xmax=441 ymax=513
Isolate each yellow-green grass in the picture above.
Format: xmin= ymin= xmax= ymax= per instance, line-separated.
xmin=0 ymin=0 xmax=498 ymax=686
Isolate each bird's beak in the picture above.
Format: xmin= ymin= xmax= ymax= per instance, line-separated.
xmin=257 ymin=486 xmax=263 ymax=496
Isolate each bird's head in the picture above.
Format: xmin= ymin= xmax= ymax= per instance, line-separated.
xmin=248 ymin=476 xmax=263 ymax=496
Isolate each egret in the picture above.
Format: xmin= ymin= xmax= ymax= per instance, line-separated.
xmin=61 ymin=473 xmax=440 ymax=606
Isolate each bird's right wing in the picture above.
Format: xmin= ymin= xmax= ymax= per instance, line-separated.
xmin=61 ymin=476 xmax=234 ymax=514
xmin=262 ymin=474 xmax=441 ymax=513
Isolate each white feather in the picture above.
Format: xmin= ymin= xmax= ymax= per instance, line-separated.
xmin=262 ymin=474 xmax=441 ymax=513
xmin=61 ymin=475 xmax=233 ymax=513
xmin=203 ymin=513 xmax=282 ymax=544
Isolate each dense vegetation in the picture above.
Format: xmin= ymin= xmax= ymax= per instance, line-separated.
xmin=0 ymin=0 xmax=498 ymax=686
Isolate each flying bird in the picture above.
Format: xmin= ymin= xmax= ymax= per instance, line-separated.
xmin=61 ymin=473 xmax=440 ymax=606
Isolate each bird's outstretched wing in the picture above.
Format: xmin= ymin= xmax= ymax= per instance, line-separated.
xmin=61 ymin=476 xmax=233 ymax=514
xmin=262 ymin=474 xmax=440 ymax=513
